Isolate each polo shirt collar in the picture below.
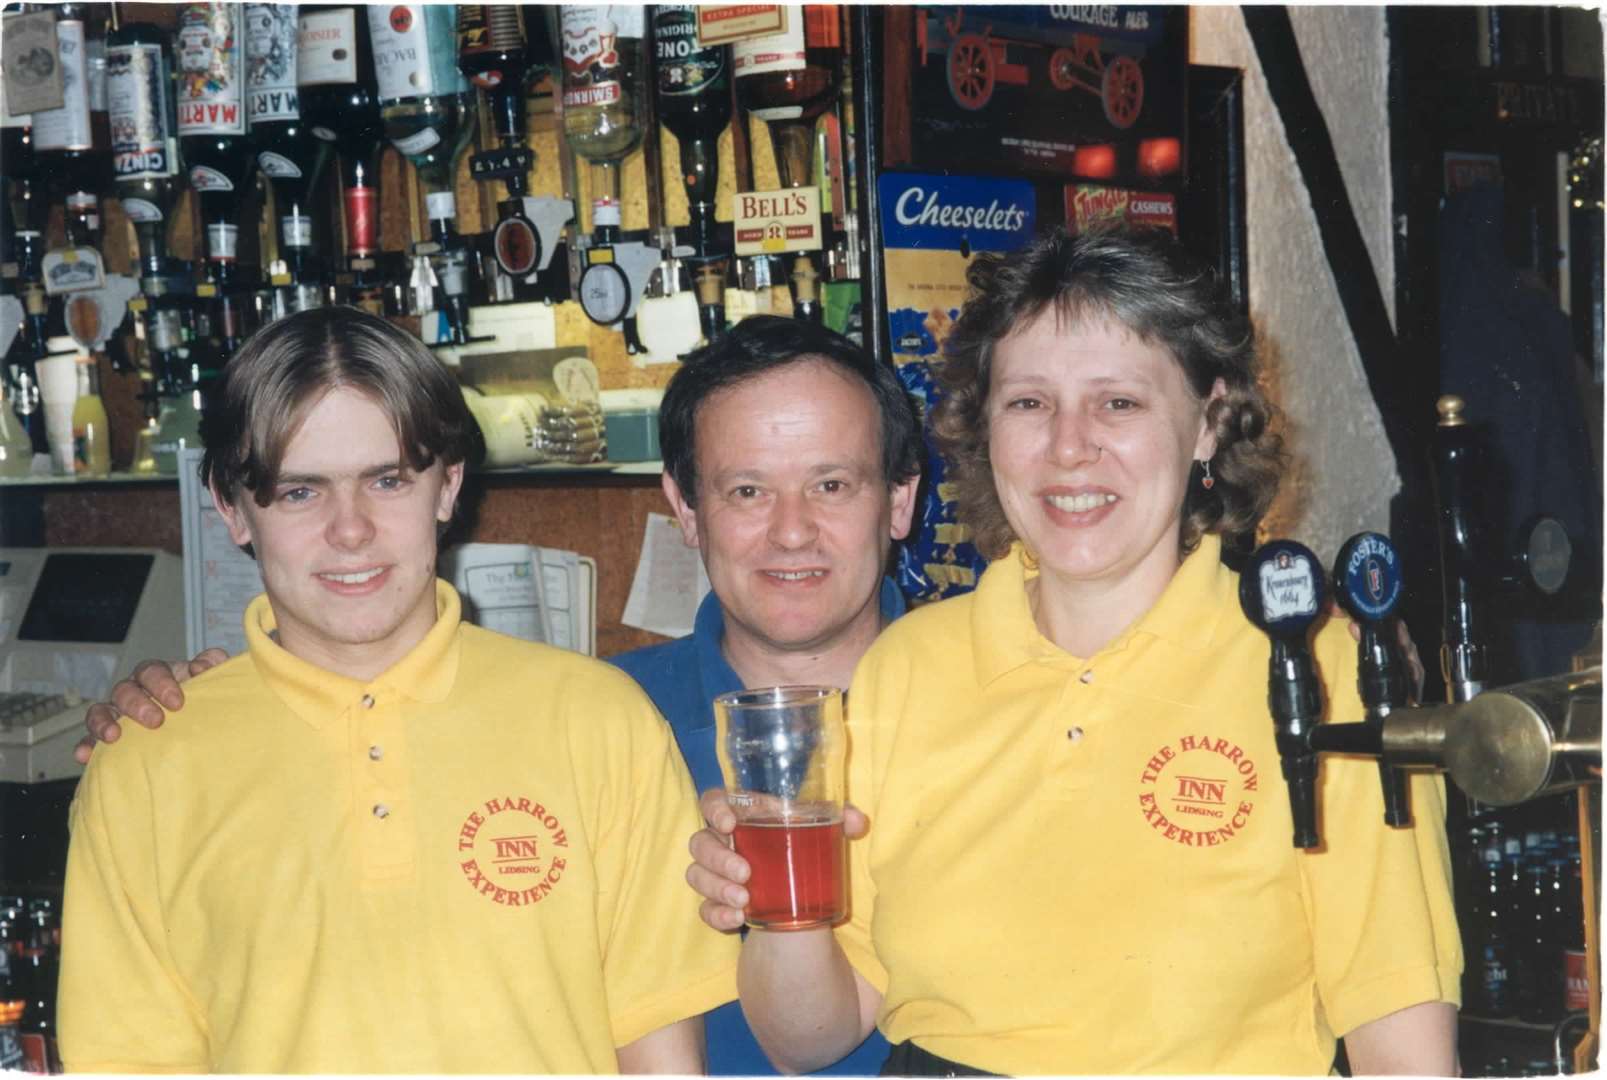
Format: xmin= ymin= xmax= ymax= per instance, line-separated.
xmin=245 ymin=578 xmax=464 ymax=728
xmin=972 ymin=534 xmax=1230 ymax=686
xmin=692 ymin=575 xmax=910 ymax=730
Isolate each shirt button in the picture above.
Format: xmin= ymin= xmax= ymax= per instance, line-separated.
xmin=372 ymin=804 xmax=390 ymax=819
xmin=1067 ymin=726 xmax=1084 ymax=743
xmin=361 ymin=694 xmax=375 ymax=708
xmin=1079 ymin=670 xmax=1094 ymax=684
xmin=368 ymin=745 xmax=383 ymax=761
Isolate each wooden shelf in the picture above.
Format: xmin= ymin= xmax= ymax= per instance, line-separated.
xmin=0 ymin=461 xmax=664 ymax=490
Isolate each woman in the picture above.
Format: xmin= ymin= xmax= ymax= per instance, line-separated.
xmin=687 ymin=228 xmax=1461 ymax=1075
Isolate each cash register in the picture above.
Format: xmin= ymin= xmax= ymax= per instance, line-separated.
xmin=0 ymin=547 xmax=185 ymax=783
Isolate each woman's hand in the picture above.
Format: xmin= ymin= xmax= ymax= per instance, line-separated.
xmin=687 ymin=789 xmax=870 ymax=933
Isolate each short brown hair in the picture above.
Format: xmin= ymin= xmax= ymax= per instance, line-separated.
xmin=932 ymin=226 xmax=1284 ymax=559
xmin=200 ymin=306 xmax=482 ymax=508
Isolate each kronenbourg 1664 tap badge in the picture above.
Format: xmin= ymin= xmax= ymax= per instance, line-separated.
xmin=879 ymin=173 xmax=1037 ymax=602
xmin=1259 ymin=549 xmax=1319 ymax=624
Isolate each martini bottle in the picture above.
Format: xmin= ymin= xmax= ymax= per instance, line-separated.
xmin=246 ymin=2 xmax=326 ymax=313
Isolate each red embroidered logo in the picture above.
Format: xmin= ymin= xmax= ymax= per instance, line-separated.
xmin=457 ymin=796 xmax=570 ymax=906
xmin=1137 ymin=734 xmax=1260 ymax=848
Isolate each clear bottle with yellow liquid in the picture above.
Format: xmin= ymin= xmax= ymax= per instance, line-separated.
xmin=0 ymin=379 xmax=35 ymax=477
xmin=71 ymin=355 xmax=112 ymax=477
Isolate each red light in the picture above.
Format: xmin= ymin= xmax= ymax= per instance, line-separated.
xmin=1138 ymin=137 xmax=1182 ymax=178
xmin=1073 ymin=144 xmax=1118 ymax=179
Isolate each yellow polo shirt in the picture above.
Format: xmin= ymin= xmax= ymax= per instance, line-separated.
xmin=837 ymin=536 xmax=1461 ymax=1075
xmin=60 ymin=581 xmax=737 ymax=1073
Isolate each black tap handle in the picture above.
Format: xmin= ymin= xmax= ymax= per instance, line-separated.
xmin=1429 ymin=395 xmax=1488 ymax=702
xmin=1241 ymin=540 xmax=1327 ymax=849
xmin=1333 ymin=532 xmax=1412 ymax=827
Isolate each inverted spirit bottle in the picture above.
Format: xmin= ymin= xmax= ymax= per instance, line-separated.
xmin=459 ymin=4 xmax=543 ymax=278
xmin=653 ymin=5 xmax=729 ymax=256
xmin=653 ymin=5 xmax=731 ymax=340
xmin=246 ymin=2 xmax=326 ymax=314
xmin=297 ymin=6 xmax=382 ymax=280
xmin=175 ymin=2 xmax=252 ymax=288
xmin=107 ymin=19 xmax=180 ymax=279
xmin=733 ymin=5 xmax=839 ymax=322
xmin=561 ymin=6 xmax=647 ymax=240
xmin=371 ymin=3 xmax=476 ymax=342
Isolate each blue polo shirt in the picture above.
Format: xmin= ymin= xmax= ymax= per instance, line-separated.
xmin=610 ymin=582 xmax=904 ymax=1077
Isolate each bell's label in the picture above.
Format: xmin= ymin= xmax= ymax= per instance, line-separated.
xmin=244 ymin=4 xmax=300 ymax=122
xmin=734 ymin=186 xmax=822 ymax=254
xmin=176 ymin=4 xmax=246 ymax=135
xmin=297 ymin=8 xmax=358 ymax=86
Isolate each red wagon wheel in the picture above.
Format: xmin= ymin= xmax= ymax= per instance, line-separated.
xmin=1101 ymin=55 xmax=1144 ymax=129
xmin=1048 ymin=47 xmax=1079 ymax=91
xmin=947 ymin=33 xmax=995 ymax=111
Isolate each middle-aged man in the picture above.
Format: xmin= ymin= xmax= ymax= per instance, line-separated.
xmin=74 ymin=315 xmax=922 ymax=1076
xmin=59 ymin=307 xmax=736 ymax=1073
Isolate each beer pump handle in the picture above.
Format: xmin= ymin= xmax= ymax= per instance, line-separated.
xmin=1332 ymin=532 xmax=1412 ymax=827
xmin=1430 ymin=395 xmax=1488 ymax=703
xmin=1240 ymin=540 xmax=1328 ymax=849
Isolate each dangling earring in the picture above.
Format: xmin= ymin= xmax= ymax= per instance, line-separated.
xmin=1199 ymin=459 xmax=1215 ymax=490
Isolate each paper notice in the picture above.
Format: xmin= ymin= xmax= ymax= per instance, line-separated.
xmin=180 ymin=448 xmax=265 ymax=658
xmin=444 ymin=544 xmax=547 ymax=644
xmin=621 ymin=513 xmax=711 ymax=639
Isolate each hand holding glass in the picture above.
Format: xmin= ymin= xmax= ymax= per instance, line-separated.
xmin=714 ymin=686 xmax=847 ymax=930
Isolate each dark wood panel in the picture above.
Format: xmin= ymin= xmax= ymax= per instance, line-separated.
xmin=37 ymin=477 xmax=676 ymax=658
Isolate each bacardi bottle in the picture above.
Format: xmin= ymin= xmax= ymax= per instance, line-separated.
xmin=371 ymin=3 xmax=475 ymax=341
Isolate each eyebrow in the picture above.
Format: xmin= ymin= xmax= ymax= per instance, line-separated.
xmin=274 ymin=461 xmax=408 ymax=486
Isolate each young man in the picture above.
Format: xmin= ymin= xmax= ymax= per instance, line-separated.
xmin=76 ymin=316 xmax=923 ymax=1075
xmin=59 ymin=308 xmax=734 ymax=1073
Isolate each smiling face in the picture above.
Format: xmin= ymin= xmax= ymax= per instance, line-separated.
xmin=214 ymin=385 xmax=464 ymax=681
xmin=662 ymin=360 xmax=917 ymax=677
xmin=986 ymin=309 xmax=1220 ymax=595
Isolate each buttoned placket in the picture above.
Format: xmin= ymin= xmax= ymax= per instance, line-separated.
xmin=352 ymin=687 xmax=415 ymax=879
xmin=1040 ymin=650 xmax=1116 ymax=800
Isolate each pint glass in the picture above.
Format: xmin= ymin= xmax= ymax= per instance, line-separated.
xmin=714 ymin=685 xmax=847 ymax=930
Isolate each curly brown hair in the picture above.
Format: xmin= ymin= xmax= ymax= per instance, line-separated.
xmin=931 ymin=226 xmax=1284 ymax=560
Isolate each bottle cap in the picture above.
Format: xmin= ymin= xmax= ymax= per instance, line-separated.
xmin=593 ymin=198 xmax=621 ymax=228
